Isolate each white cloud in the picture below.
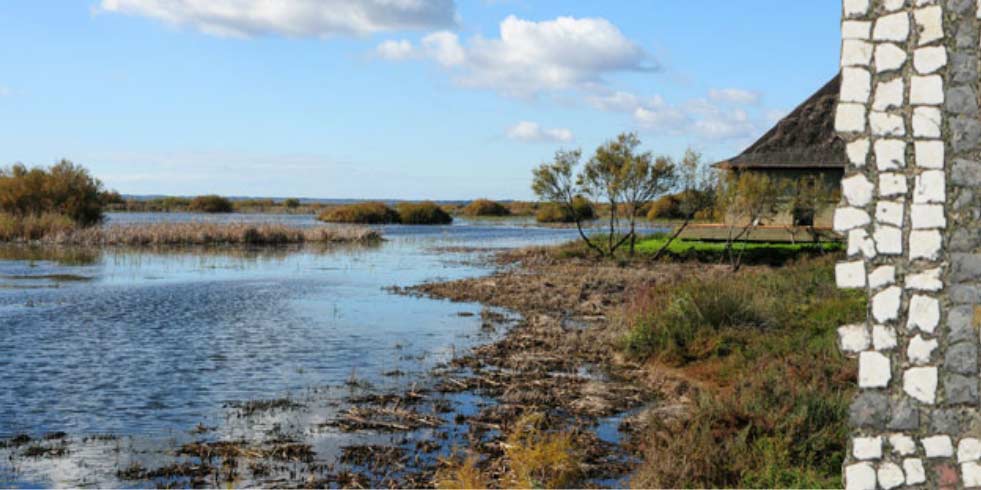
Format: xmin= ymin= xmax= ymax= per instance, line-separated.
xmin=98 ymin=0 xmax=457 ymax=38
xmin=376 ymin=39 xmax=415 ymax=60
xmin=382 ymin=15 xmax=652 ymax=97
xmin=0 ymin=86 xmax=9 ymax=97
xmin=708 ymin=88 xmax=761 ymax=105
xmin=506 ymin=121 xmax=574 ymax=143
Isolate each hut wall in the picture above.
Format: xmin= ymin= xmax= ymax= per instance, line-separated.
xmin=834 ymin=0 xmax=981 ymax=488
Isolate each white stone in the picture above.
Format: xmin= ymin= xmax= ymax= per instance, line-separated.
xmin=875 ymin=139 xmax=906 ymax=170
xmin=891 ymin=434 xmax=917 ymax=455
xmin=904 ymin=458 xmax=926 ymax=485
xmin=842 ymin=68 xmax=872 ymax=103
xmin=872 ymin=286 xmax=902 ymax=322
xmin=907 ymin=267 xmax=943 ymax=291
xmin=834 ymin=207 xmax=871 ymax=232
xmin=842 ymin=174 xmax=875 ymax=206
xmin=907 ymin=334 xmax=938 ymax=364
xmin=842 ymin=40 xmax=873 ymax=67
xmin=843 ymin=0 xmax=870 ymax=17
xmin=836 ymin=260 xmax=867 ymax=289
xmin=914 ymin=6 xmax=944 ymax=46
xmin=854 ymin=436 xmax=883 ymax=460
xmin=877 ymin=462 xmax=905 ymax=490
xmin=876 ymin=200 xmax=905 ymax=227
xmin=847 ymin=139 xmax=870 ymax=167
xmin=908 ymin=295 xmax=940 ymax=333
xmin=883 ymin=0 xmax=906 ymax=10
xmin=913 ymin=170 xmax=946 ymax=204
xmin=869 ymin=265 xmax=896 ymax=289
xmin=848 ymin=228 xmax=877 ymax=258
xmin=960 ymin=438 xmax=981 ymax=463
xmin=875 ymin=43 xmax=907 ymax=73
xmin=879 ymin=173 xmax=907 ymax=196
xmin=915 ymin=140 xmax=944 ymax=169
xmin=843 ymin=21 xmax=872 ymax=40
xmin=910 ymin=75 xmax=944 ymax=105
xmin=839 ymin=324 xmax=871 ymax=353
xmin=873 ymin=325 xmax=898 ymax=350
xmin=874 ymin=226 xmax=904 ymax=255
xmin=924 ymin=435 xmax=954 ymax=457
xmin=909 ymin=229 xmax=943 ymax=261
xmin=859 ymin=351 xmax=892 ymax=388
xmin=913 ymin=107 xmax=942 ymax=138
xmin=914 ymin=46 xmax=947 ymax=74
xmin=845 ymin=462 xmax=877 ymax=490
xmin=836 ymin=104 xmax=867 ymax=133
xmin=904 ymin=366 xmax=938 ymax=404
xmin=964 ymin=461 xmax=981 ymax=488
xmin=911 ymin=204 xmax=946 ymax=229
xmin=874 ymin=12 xmax=910 ymax=42
xmin=870 ymin=111 xmax=905 ymax=136
xmin=873 ymin=78 xmax=905 ymax=111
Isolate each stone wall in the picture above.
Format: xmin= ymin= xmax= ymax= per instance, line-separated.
xmin=835 ymin=0 xmax=981 ymax=488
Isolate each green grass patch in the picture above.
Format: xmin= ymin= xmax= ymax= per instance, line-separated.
xmin=632 ymin=235 xmax=842 ymax=265
xmin=626 ymin=256 xmax=865 ymax=488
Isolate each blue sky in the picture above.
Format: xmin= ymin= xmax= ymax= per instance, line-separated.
xmin=0 ymin=1 xmax=841 ymax=200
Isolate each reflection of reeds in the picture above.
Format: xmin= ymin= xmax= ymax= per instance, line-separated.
xmin=34 ymin=222 xmax=380 ymax=246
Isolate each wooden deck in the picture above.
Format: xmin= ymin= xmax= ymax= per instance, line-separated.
xmin=676 ymin=224 xmax=841 ymax=243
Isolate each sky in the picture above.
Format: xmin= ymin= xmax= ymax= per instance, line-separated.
xmin=0 ymin=1 xmax=841 ymax=200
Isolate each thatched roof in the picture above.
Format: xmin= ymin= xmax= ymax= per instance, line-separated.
xmin=714 ymin=74 xmax=845 ymax=170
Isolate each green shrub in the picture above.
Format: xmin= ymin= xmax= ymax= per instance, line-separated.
xmin=188 ymin=195 xmax=234 ymax=213
xmin=317 ymin=202 xmax=401 ymax=224
xmin=535 ymin=197 xmax=595 ymax=223
xmin=0 ymin=160 xmax=105 ymax=226
xmin=283 ymin=198 xmax=301 ymax=209
xmin=461 ymin=199 xmax=511 ymax=217
xmin=397 ymin=201 xmax=453 ymax=225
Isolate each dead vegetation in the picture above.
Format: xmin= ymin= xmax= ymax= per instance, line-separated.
xmin=27 ymin=222 xmax=381 ymax=246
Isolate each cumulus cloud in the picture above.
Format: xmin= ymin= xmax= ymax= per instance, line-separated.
xmin=376 ymin=39 xmax=415 ymax=60
xmin=506 ymin=121 xmax=574 ymax=143
xmin=708 ymin=88 xmax=761 ymax=105
xmin=98 ymin=0 xmax=457 ymax=38
xmin=378 ymin=15 xmax=653 ymax=97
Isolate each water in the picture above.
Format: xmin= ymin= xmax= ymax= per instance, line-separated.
xmin=0 ymin=213 xmax=661 ymax=486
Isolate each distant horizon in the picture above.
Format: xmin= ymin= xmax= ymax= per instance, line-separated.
xmin=1 ymin=2 xmax=840 ymax=200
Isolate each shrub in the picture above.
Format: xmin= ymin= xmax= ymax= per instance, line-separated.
xmin=283 ymin=198 xmax=301 ymax=209
xmin=397 ymin=201 xmax=453 ymax=225
xmin=0 ymin=160 xmax=105 ymax=226
xmin=461 ymin=198 xmax=511 ymax=217
xmin=317 ymin=202 xmax=400 ymax=224
xmin=188 ymin=195 xmax=234 ymax=213
xmin=646 ymin=189 xmax=715 ymax=221
xmin=535 ymin=196 xmax=595 ymax=223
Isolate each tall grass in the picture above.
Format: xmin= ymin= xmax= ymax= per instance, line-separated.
xmin=31 ymin=222 xmax=380 ymax=246
xmin=0 ymin=213 xmax=76 ymax=241
xmin=624 ymin=256 xmax=865 ymax=488
xmin=317 ymin=202 xmax=400 ymax=224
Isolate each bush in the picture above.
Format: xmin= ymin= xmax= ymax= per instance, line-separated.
xmin=397 ymin=201 xmax=453 ymax=225
xmin=188 ymin=195 xmax=234 ymax=213
xmin=317 ymin=202 xmax=400 ymax=224
xmin=646 ymin=189 xmax=714 ymax=221
xmin=535 ymin=197 xmax=595 ymax=223
xmin=0 ymin=160 xmax=105 ymax=226
xmin=461 ymin=199 xmax=511 ymax=217
xmin=283 ymin=198 xmax=301 ymax=209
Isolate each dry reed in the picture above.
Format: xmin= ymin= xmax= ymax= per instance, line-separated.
xmin=26 ymin=222 xmax=380 ymax=246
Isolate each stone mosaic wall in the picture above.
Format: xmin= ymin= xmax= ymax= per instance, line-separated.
xmin=835 ymin=0 xmax=981 ymax=488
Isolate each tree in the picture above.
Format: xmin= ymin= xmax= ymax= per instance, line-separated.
xmin=649 ymin=148 xmax=716 ymax=260
xmin=532 ymin=149 xmax=606 ymax=256
xmin=0 ymin=159 xmax=105 ymax=226
xmin=716 ymin=171 xmax=785 ymax=271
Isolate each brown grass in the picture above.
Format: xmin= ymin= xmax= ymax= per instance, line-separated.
xmin=25 ymin=222 xmax=380 ymax=246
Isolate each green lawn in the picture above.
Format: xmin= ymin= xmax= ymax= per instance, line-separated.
xmin=634 ymin=236 xmax=842 ymax=255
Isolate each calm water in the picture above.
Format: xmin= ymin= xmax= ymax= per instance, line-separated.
xmin=0 ymin=213 xmax=661 ymax=486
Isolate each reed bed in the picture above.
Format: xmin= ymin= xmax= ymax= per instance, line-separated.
xmin=34 ymin=222 xmax=380 ymax=246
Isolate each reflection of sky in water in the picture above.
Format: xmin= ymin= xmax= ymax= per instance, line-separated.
xmin=0 ymin=214 xmax=668 ymax=439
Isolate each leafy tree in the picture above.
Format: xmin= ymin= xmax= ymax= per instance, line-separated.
xmin=532 ymin=149 xmax=606 ymax=256
xmin=649 ymin=148 xmax=717 ymax=260
xmin=717 ymin=171 xmax=786 ymax=270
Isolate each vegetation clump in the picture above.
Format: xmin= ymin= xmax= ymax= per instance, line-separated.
xmin=44 ymin=222 xmax=380 ymax=246
xmin=623 ymin=256 xmax=865 ymax=488
xmin=535 ymin=196 xmax=595 ymax=223
xmin=461 ymin=198 xmax=511 ymax=217
xmin=188 ymin=195 xmax=234 ymax=213
xmin=397 ymin=201 xmax=453 ymax=225
xmin=318 ymin=202 xmax=401 ymax=224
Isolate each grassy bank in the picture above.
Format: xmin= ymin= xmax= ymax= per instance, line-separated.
xmin=623 ymin=256 xmax=865 ymax=488
xmin=17 ymin=222 xmax=380 ymax=246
